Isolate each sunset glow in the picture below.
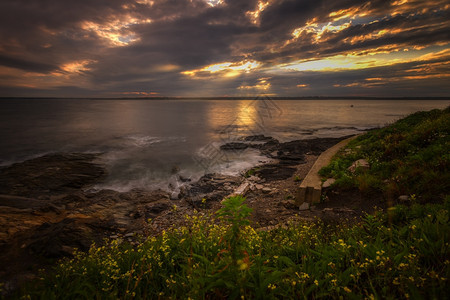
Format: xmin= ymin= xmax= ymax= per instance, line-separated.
xmin=181 ymin=60 xmax=261 ymax=79
xmin=0 ymin=0 xmax=448 ymax=97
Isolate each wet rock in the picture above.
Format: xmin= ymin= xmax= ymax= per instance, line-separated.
xmin=220 ymin=143 xmax=249 ymax=151
xmin=0 ymin=153 xmax=106 ymax=197
xmin=243 ymin=135 xmax=275 ymax=142
xmin=185 ymin=173 xmax=240 ymax=198
xmin=0 ymin=153 xmax=105 ymax=197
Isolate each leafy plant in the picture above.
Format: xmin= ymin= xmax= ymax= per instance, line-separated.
xmin=216 ymin=196 xmax=253 ymax=260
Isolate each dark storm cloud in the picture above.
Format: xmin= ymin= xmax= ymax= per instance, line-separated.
xmin=0 ymin=0 xmax=449 ymax=97
xmin=0 ymin=54 xmax=58 ymax=73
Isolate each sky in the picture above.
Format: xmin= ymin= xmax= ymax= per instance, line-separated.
xmin=0 ymin=0 xmax=449 ymax=98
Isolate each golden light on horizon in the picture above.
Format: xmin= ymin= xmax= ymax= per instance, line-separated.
xmin=181 ymin=60 xmax=261 ymax=79
xmin=277 ymin=45 xmax=450 ymax=73
xmin=238 ymin=77 xmax=271 ymax=91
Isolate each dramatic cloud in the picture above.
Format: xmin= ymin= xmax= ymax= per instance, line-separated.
xmin=0 ymin=0 xmax=449 ymax=97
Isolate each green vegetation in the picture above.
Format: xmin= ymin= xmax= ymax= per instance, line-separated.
xmin=244 ymin=168 xmax=260 ymax=178
xmin=15 ymin=197 xmax=449 ymax=299
xmin=319 ymin=107 xmax=449 ymax=201
xmin=294 ymin=175 xmax=302 ymax=182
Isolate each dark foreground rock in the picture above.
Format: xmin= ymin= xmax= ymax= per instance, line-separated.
xmin=0 ymin=153 xmax=105 ymax=197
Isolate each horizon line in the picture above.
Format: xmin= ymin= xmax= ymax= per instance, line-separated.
xmin=1 ymin=96 xmax=450 ymax=100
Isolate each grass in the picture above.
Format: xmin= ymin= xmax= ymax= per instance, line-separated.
xmin=12 ymin=196 xmax=449 ymax=299
xmin=319 ymin=107 xmax=450 ymax=201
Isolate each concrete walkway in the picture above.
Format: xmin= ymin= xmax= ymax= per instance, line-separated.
xmin=296 ymin=135 xmax=359 ymax=207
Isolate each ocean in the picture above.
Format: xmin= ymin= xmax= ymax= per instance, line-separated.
xmin=0 ymin=98 xmax=448 ymax=192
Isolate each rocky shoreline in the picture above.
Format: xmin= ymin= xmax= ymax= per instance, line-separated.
xmin=0 ymin=134 xmax=382 ymax=293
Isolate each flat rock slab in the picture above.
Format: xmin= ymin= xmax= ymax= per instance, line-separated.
xmin=231 ymin=182 xmax=250 ymax=196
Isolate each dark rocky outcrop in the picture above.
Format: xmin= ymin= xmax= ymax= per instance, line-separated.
xmin=183 ymin=173 xmax=241 ymax=208
xmin=0 ymin=153 xmax=105 ymax=197
xmin=220 ymin=143 xmax=249 ymax=150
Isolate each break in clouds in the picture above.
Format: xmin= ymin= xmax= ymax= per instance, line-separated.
xmin=0 ymin=0 xmax=449 ymax=97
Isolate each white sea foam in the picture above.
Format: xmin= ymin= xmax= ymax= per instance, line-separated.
xmin=124 ymin=135 xmax=162 ymax=147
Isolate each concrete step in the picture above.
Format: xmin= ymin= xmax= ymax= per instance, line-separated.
xmin=296 ymin=135 xmax=359 ymax=206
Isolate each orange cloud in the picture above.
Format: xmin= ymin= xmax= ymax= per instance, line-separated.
xmin=246 ymin=0 xmax=272 ymax=25
xmin=238 ymin=78 xmax=271 ymax=90
xmin=181 ymin=60 xmax=261 ymax=79
xmin=81 ymin=16 xmax=151 ymax=46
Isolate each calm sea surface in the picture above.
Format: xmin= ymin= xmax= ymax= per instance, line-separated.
xmin=0 ymin=99 xmax=448 ymax=191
